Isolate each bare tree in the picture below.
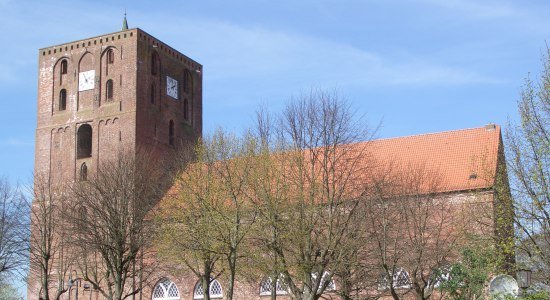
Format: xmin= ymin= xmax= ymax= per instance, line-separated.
xmin=68 ymin=150 xmax=161 ymax=300
xmin=506 ymin=47 xmax=550 ymax=284
xmin=0 ymin=178 xmax=28 ymax=280
xmin=361 ymin=163 xmax=472 ymax=300
xmin=157 ymin=130 xmax=256 ymax=300
xmin=250 ymin=90 xmax=373 ymax=300
xmin=29 ymin=175 xmax=73 ymax=300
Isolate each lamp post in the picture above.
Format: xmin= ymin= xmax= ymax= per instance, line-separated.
xmin=67 ymin=270 xmax=82 ymax=300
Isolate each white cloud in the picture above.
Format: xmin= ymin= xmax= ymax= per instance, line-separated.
xmin=140 ymin=16 xmax=500 ymax=87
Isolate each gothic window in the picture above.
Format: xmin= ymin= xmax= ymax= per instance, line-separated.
xmin=107 ymin=49 xmax=114 ymax=64
xmin=79 ymin=163 xmax=88 ymax=181
xmin=59 ymin=89 xmax=67 ymax=111
xmin=193 ymin=279 xmax=223 ymax=299
xmin=77 ymin=124 xmax=92 ymax=158
xmin=311 ymin=271 xmax=336 ymax=292
xmin=259 ymin=276 xmax=288 ymax=296
xmin=150 ymin=83 xmax=156 ymax=104
xmin=379 ymin=268 xmax=411 ymax=290
xmin=183 ymin=98 xmax=189 ymax=120
xmin=168 ymin=120 xmax=174 ymax=146
xmin=183 ymin=70 xmax=192 ymax=93
xmin=151 ymin=52 xmax=159 ymax=75
xmin=152 ymin=278 xmax=180 ymax=300
xmin=60 ymin=59 xmax=68 ymax=75
xmin=106 ymin=79 xmax=114 ymax=100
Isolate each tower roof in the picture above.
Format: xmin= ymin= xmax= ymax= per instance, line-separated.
xmin=122 ymin=12 xmax=128 ymax=30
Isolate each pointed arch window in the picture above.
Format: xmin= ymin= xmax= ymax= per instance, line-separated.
xmin=79 ymin=163 xmax=88 ymax=181
xmin=379 ymin=267 xmax=411 ymax=290
xmin=168 ymin=120 xmax=174 ymax=146
xmin=106 ymin=79 xmax=114 ymax=100
xmin=60 ymin=59 xmax=68 ymax=75
xmin=183 ymin=98 xmax=189 ymax=120
xmin=259 ymin=276 xmax=288 ymax=296
xmin=77 ymin=124 xmax=92 ymax=158
xmin=150 ymin=83 xmax=156 ymax=104
xmin=107 ymin=49 xmax=115 ymax=64
xmin=151 ymin=53 xmax=159 ymax=75
xmin=59 ymin=89 xmax=67 ymax=111
xmin=193 ymin=279 xmax=223 ymax=299
xmin=152 ymin=278 xmax=180 ymax=300
xmin=183 ymin=70 xmax=192 ymax=93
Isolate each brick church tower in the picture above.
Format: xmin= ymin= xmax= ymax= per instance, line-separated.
xmin=30 ymin=21 xmax=202 ymax=299
xmin=34 ymin=21 xmax=202 ymax=184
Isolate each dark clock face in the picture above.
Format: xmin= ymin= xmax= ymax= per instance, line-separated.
xmin=166 ymin=76 xmax=178 ymax=99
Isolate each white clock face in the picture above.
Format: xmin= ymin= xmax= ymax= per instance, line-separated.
xmin=78 ymin=70 xmax=95 ymax=91
xmin=166 ymin=76 xmax=178 ymax=99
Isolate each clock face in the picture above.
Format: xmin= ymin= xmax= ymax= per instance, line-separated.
xmin=166 ymin=76 xmax=178 ymax=99
xmin=78 ymin=70 xmax=95 ymax=91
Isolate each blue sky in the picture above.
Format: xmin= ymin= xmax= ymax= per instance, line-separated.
xmin=1 ymin=0 xmax=550 ymax=184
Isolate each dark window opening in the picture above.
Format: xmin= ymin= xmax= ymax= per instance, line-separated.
xmin=59 ymin=89 xmax=67 ymax=111
xmin=80 ymin=163 xmax=88 ymax=181
xmin=150 ymin=84 xmax=156 ymax=104
xmin=77 ymin=124 xmax=92 ymax=158
xmin=106 ymin=79 xmax=114 ymax=100
xmin=184 ymin=98 xmax=189 ymax=120
xmin=168 ymin=120 xmax=174 ymax=146
xmin=151 ymin=53 xmax=158 ymax=75
xmin=183 ymin=70 xmax=192 ymax=93
xmin=107 ymin=49 xmax=114 ymax=64
xmin=60 ymin=59 xmax=68 ymax=75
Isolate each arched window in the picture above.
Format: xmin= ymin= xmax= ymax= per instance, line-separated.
xmin=168 ymin=120 xmax=174 ymax=146
xmin=150 ymin=83 xmax=156 ymax=104
xmin=311 ymin=271 xmax=336 ymax=292
xmin=77 ymin=124 xmax=92 ymax=158
xmin=152 ymin=278 xmax=180 ymax=300
xmin=151 ymin=53 xmax=158 ymax=75
xmin=183 ymin=98 xmax=189 ymax=120
xmin=107 ymin=49 xmax=114 ymax=64
xmin=59 ymin=89 xmax=67 ymax=111
xmin=259 ymin=276 xmax=288 ymax=296
xmin=183 ymin=70 xmax=192 ymax=93
xmin=106 ymin=79 xmax=114 ymax=100
xmin=379 ymin=267 xmax=411 ymax=290
xmin=60 ymin=59 xmax=68 ymax=75
xmin=79 ymin=163 xmax=88 ymax=181
xmin=193 ymin=279 xmax=223 ymax=299
xmin=392 ymin=268 xmax=411 ymax=289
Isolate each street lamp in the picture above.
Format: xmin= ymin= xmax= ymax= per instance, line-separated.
xmin=67 ymin=271 xmax=82 ymax=300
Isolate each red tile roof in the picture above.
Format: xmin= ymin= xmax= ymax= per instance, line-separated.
xmin=360 ymin=125 xmax=501 ymax=193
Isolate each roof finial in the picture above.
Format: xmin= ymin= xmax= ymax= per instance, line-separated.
xmin=122 ymin=10 xmax=128 ymax=30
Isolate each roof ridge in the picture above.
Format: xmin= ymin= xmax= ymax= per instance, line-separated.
xmin=367 ymin=124 xmax=500 ymax=144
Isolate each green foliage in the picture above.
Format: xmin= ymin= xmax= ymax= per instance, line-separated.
xmin=519 ymin=292 xmax=550 ymax=300
xmin=438 ymin=240 xmax=500 ymax=300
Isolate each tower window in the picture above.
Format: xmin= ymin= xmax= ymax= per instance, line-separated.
xmin=60 ymin=59 xmax=68 ymax=75
xmin=59 ymin=89 xmax=67 ymax=111
xmin=168 ymin=120 xmax=174 ymax=146
xmin=151 ymin=53 xmax=158 ymax=75
xmin=150 ymin=84 xmax=156 ymax=104
xmin=107 ymin=49 xmax=114 ymax=64
xmin=184 ymin=98 xmax=189 ymax=121
xmin=77 ymin=124 xmax=92 ymax=158
xmin=80 ymin=163 xmax=88 ymax=181
xmin=183 ymin=70 xmax=192 ymax=93
xmin=106 ymin=79 xmax=114 ymax=100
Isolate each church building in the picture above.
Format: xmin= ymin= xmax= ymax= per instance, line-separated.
xmin=29 ymin=21 xmax=514 ymax=300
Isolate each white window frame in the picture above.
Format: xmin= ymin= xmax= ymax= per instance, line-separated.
xmin=152 ymin=278 xmax=180 ymax=300
xmin=193 ymin=278 xmax=223 ymax=299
